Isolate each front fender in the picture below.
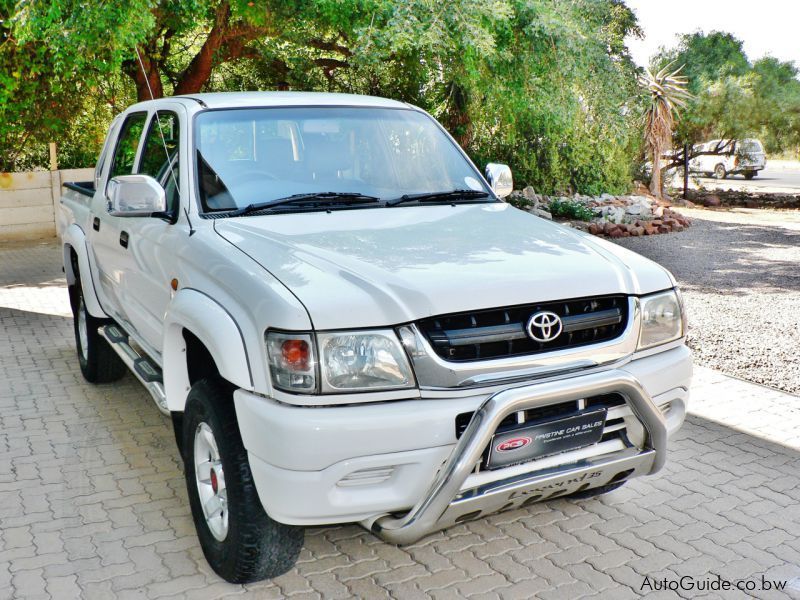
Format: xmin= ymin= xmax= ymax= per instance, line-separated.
xmin=163 ymin=288 xmax=254 ymax=412
xmin=62 ymin=223 xmax=107 ymax=318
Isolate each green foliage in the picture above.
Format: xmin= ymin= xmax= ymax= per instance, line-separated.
xmin=547 ymin=199 xmax=594 ymax=221
xmin=2 ymin=0 xmax=642 ymax=195
xmin=654 ymin=31 xmax=800 ymax=157
xmin=0 ymin=0 xmax=151 ymax=170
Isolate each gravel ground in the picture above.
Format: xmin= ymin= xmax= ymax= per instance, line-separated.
xmin=614 ymin=206 xmax=800 ymax=395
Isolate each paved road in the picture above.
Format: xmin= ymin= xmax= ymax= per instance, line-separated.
xmin=3 ymin=242 xmax=800 ymax=599
xmin=685 ymin=165 xmax=800 ymax=194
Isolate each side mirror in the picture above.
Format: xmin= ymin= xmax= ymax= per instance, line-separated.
xmin=107 ymin=174 xmax=167 ymax=217
xmin=484 ymin=163 xmax=513 ymax=198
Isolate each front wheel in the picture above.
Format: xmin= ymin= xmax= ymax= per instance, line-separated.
xmin=183 ymin=379 xmax=304 ymax=583
xmin=713 ymin=164 xmax=727 ymax=179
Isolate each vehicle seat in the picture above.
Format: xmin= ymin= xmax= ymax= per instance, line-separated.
xmin=305 ymin=136 xmax=355 ymax=184
xmin=256 ymin=137 xmax=297 ymax=179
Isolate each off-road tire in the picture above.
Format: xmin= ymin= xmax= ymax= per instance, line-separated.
xmin=744 ymin=171 xmax=757 ymax=180
xmin=69 ymin=279 xmax=126 ymax=384
xmin=569 ymin=481 xmax=626 ymax=499
xmin=713 ymin=164 xmax=727 ymax=179
xmin=183 ymin=379 xmax=304 ymax=583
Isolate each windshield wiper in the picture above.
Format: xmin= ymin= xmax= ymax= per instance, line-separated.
xmin=230 ymin=192 xmax=380 ymax=217
xmin=386 ymin=189 xmax=491 ymax=207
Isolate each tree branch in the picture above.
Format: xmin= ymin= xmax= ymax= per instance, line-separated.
xmin=308 ymin=38 xmax=353 ymax=57
xmin=173 ymin=1 xmax=231 ymax=96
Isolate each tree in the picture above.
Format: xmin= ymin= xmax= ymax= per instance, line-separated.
xmin=0 ymin=0 xmax=151 ymax=170
xmin=751 ymin=57 xmax=800 ymax=154
xmin=640 ymin=63 xmax=690 ymax=197
xmin=2 ymin=0 xmax=645 ymax=197
xmin=658 ymin=31 xmax=749 ymax=95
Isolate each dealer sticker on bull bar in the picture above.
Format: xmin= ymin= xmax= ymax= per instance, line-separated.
xmin=486 ymin=408 xmax=607 ymax=470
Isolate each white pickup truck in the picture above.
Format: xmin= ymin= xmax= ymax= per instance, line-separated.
xmin=58 ymin=92 xmax=691 ymax=583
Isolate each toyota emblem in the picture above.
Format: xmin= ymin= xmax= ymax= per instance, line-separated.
xmin=526 ymin=311 xmax=563 ymax=342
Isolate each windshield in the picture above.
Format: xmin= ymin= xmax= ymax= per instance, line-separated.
xmin=194 ymin=107 xmax=490 ymax=213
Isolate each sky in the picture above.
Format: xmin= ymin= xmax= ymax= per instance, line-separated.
xmin=624 ymin=0 xmax=800 ymax=68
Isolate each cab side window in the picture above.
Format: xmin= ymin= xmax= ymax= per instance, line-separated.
xmin=139 ymin=111 xmax=180 ymax=178
xmin=109 ymin=113 xmax=147 ymax=178
xmin=138 ymin=111 xmax=181 ymax=213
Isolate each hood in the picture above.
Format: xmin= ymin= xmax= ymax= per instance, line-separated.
xmin=214 ymin=203 xmax=673 ymax=329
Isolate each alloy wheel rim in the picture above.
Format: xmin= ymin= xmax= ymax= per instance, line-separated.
xmin=194 ymin=422 xmax=228 ymax=541
xmin=77 ymin=298 xmax=89 ymax=362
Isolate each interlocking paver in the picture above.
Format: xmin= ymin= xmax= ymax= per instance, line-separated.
xmin=5 ymin=240 xmax=800 ymax=598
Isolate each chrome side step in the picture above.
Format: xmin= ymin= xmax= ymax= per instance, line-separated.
xmin=100 ymin=325 xmax=169 ymax=415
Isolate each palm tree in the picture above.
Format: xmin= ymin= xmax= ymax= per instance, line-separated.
xmin=640 ymin=62 xmax=691 ymax=198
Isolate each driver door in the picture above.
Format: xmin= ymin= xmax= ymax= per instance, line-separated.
xmin=118 ymin=107 xmax=186 ymax=357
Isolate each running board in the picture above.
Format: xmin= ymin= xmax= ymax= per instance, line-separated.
xmin=100 ymin=325 xmax=169 ymax=415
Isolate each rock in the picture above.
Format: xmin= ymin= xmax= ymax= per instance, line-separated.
xmin=600 ymin=193 xmax=615 ymax=201
xmin=704 ymin=195 xmax=722 ymax=207
xmin=625 ymin=195 xmax=652 ymax=216
xmin=588 ymin=223 xmax=601 ymax=235
xmin=522 ymin=186 xmax=537 ymax=201
xmin=600 ymin=206 xmax=626 ymax=224
xmin=608 ymin=229 xmax=624 ymax=238
xmin=625 ymin=204 xmax=644 ymax=216
xmin=603 ymin=222 xmax=617 ymax=235
xmin=630 ymin=226 xmax=645 ymax=237
xmin=653 ymin=206 xmax=664 ymax=217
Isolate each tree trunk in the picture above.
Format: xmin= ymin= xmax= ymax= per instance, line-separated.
xmin=125 ymin=52 xmax=164 ymax=101
xmin=649 ymin=151 xmax=662 ymax=198
xmin=173 ymin=3 xmax=230 ymax=95
xmin=444 ymin=81 xmax=473 ymax=149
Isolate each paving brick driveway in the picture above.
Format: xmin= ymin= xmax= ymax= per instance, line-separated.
xmin=3 ymin=241 xmax=800 ymax=599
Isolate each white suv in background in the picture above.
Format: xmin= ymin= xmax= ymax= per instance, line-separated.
xmin=691 ymin=139 xmax=766 ymax=179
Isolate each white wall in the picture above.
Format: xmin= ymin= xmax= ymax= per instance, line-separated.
xmin=0 ymin=168 xmax=94 ymax=241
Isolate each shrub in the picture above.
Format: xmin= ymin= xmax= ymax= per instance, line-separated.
xmin=547 ymin=199 xmax=594 ymax=221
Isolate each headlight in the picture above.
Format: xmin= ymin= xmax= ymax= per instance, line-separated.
xmin=318 ymin=330 xmax=415 ymax=392
xmin=265 ymin=331 xmax=316 ymax=393
xmin=637 ymin=290 xmax=684 ymax=350
xmin=266 ymin=329 xmax=415 ymax=393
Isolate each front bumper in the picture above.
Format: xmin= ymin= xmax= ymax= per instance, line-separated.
xmin=372 ymin=369 xmax=664 ymax=544
xmin=234 ymin=344 xmax=691 ymax=534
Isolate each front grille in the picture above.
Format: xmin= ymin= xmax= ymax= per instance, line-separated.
xmin=417 ymin=295 xmax=628 ymax=362
xmin=455 ymin=393 xmax=626 ymax=439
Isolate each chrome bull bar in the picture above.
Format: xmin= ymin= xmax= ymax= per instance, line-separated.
xmin=372 ymin=369 xmax=667 ymax=545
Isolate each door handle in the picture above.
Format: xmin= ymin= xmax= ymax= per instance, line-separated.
xmin=119 ymin=231 xmax=129 ymax=249
xmin=92 ymin=217 xmax=100 ymax=231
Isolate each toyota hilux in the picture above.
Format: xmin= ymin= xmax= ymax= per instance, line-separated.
xmin=58 ymin=92 xmax=691 ymax=582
